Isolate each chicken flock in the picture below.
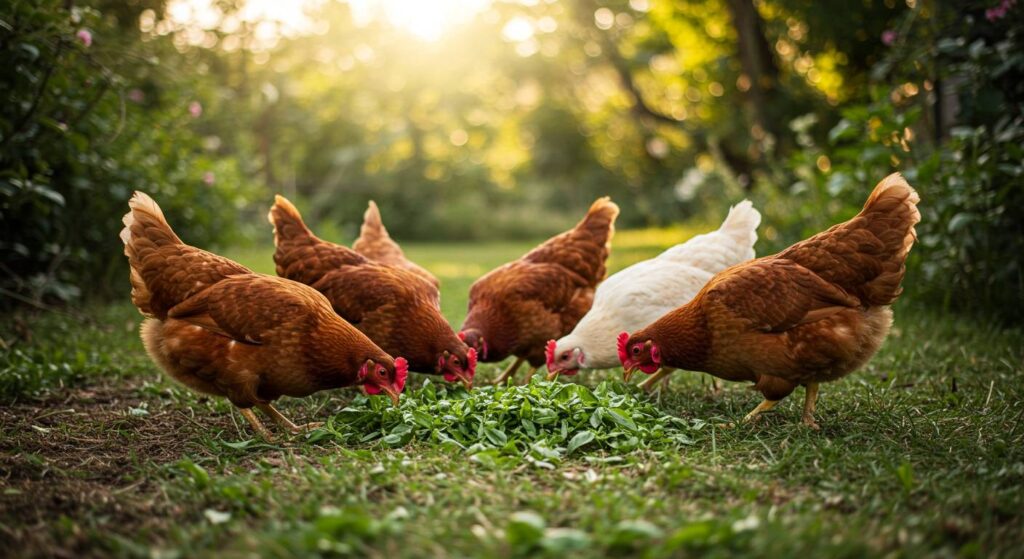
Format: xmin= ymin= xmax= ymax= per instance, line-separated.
xmin=122 ymin=173 xmax=919 ymax=439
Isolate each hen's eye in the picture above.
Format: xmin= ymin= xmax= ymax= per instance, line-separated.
xmin=631 ymin=345 xmax=641 ymax=356
xmin=452 ymin=357 xmax=460 ymax=364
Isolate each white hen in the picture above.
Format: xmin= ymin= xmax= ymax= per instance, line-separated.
xmin=545 ymin=200 xmax=761 ymax=379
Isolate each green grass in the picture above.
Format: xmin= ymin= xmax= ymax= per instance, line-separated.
xmin=1 ymin=235 xmax=1023 ymax=558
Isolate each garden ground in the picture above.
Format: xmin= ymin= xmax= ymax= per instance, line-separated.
xmin=1 ymin=232 xmax=1022 ymax=558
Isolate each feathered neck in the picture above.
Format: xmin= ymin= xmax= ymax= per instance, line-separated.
xmin=648 ymin=304 xmax=711 ymax=372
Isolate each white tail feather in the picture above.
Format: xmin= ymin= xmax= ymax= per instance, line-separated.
xmin=717 ymin=199 xmax=761 ymax=247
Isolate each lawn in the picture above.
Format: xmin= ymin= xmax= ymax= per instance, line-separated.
xmin=1 ymin=233 xmax=1022 ymax=558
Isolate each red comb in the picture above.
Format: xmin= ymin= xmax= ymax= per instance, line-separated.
xmin=393 ymin=357 xmax=408 ymax=392
xmin=466 ymin=347 xmax=477 ymax=378
xmin=616 ymin=332 xmax=630 ymax=366
xmin=545 ymin=340 xmax=557 ymax=370
xmin=457 ymin=331 xmax=466 ymax=342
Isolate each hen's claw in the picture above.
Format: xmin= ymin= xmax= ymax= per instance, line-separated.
xmin=257 ymin=403 xmax=322 ymax=435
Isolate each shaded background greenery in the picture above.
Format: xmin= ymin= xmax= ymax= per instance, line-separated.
xmin=1 ymin=0 xmax=1022 ymax=321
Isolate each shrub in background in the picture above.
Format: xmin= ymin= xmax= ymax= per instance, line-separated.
xmin=0 ymin=2 xmax=256 ymax=308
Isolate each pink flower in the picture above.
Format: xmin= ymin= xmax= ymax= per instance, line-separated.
xmin=76 ymin=29 xmax=92 ymax=48
xmin=202 ymin=172 xmax=215 ymax=186
xmin=881 ymin=30 xmax=897 ymax=46
xmin=987 ymin=0 xmax=1016 ymax=20
xmin=188 ymin=101 xmax=203 ymax=118
xmin=128 ymin=89 xmax=145 ymax=103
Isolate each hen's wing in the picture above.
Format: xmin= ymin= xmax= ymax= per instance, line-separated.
xmin=139 ymin=246 xmax=252 ymax=319
xmin=470 ymin=261 xmax=587 ymax=316
xmin=703 ymin=259 xmax=862 ymax=333
xmin=167 ymin=275 xmax=328 ymax=344
xmin=313 ymin=264 xmax=439 ymax=325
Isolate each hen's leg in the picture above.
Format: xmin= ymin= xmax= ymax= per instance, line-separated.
xmin=637 ymin=368 xmax=674 ymax=393
xmin=801 ymin=383 xmax=820 ymax=430
xmin=522 ymin=366 xmax=537 ymax=384
xmin=707 ymin=376 xmax=723 ymax=396
xmin=257 ymin=403 xmax=323 ymax=434
xmin=493 ymin=357 xmax=524 ymax=385
xmin=238 ymin=407 xmax=275 ymax=442
xmin=742 ymin=399 xmax=779 ymax=423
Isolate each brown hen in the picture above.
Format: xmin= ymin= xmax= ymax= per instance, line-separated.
xmin=121 ymin=192 xmax=407 ymax=441
xmin=269 ymin=196 xmax=476 ymax=388
xmin=460 ymin=197 xmax=619 ymax=384
xmin=620 ymin=173 xmax=920 ymax=428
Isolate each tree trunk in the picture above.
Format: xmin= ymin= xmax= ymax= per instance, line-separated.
xmin=724 ymin=0 xmax=780 ymax=146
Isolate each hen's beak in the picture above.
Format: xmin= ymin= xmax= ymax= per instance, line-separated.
xmin=382 ymin=386 xmax=401 ymax=407
xmin=546 ymin=369 xmax=561 ymax=382
xmin=453 ymin=370 xmax=474 ymax=390
xmin=622 ymin=366 xmax=637 ymax=383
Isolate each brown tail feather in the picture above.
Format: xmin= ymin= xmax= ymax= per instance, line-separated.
xmin=576 ymin=197 xmax=619 ymax=246
xmin=268 ymin=195 xmax=314 ymax=248
xmin=524 ymin=197 xmax=620 ymax=285
xmin=120 ymin=192 xmax=183 ymax=316
xmin=353 ymin=201 xmax=402 ymax=258
xmin=779 ymin=173 xmax=920 ymax=306
xmin=356 ymin=201 xmax=387 ymax=244
xmin=121 ymin=192 xmax=253 ymax=319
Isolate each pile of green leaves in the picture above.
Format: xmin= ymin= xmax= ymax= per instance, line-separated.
xmin=309 ymin=379 xmax=702 ymax=465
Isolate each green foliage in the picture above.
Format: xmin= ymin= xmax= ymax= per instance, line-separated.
xmin=745 ymin=2 xmax=1024 ymax=322
xmin=0 ymin=1 xmax=255 ymax=308
xmin=0 ymin=303 xmax=145 ymax=401
xmin=309 ymin=377 xmax=702 ymax=465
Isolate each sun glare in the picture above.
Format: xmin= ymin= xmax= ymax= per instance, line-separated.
xmin=349 ymin=0 xmax=491 ymax=41
xmin=167 ymin=0 xmax=493 ymax=45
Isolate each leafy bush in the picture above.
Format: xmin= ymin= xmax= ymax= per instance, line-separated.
xmin=747 ymin=2 xmax=1024 ymax=323
xmin=0 ymin=1 xmax=255 ymax=308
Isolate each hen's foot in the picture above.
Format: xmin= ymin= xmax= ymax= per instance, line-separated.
xmin=493 ymin=357 xmax=525 ymax=385
xmin=239 ymin=407 xmax=276 ymax=442
xmin=292 ymin=421 xmax=325 ymax=433
xmin=257 ymin=403 xmax=320 ymax=435
xmin=742 ymin=399 xmax=779 ymax=423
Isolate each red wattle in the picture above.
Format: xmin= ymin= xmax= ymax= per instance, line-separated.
xmin=639 ymin=363 xmax=659 ymax=374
